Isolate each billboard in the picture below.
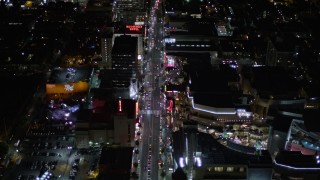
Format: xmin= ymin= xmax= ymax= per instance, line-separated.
xmin=46 ymin=81 xmax=89 ymax=95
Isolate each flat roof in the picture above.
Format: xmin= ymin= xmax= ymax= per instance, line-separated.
xmin=166 ymin=83 xmax=186 ymax=92
xmin=303 ymin=109 xmax=320 ymax=132
xmin=218 ymin=39 xmax=251 ymax=52
xmin=277 ymin=21 xmax=308 ymax=33
xmin=99 ymin=146 xmax=134 ymax=179
xmin=188 ymin=64 xmax=239 ymax=92
xmin=47 ymin=67 xmax=91 ymax=84
xmin=272 ymin=34 xmax=307 ymax=52
xmin=250 ymin=66 xmax=299 ymax=99
xmin=275 ymin=150 xmax=320 ymax=168
xmin=112 ymin=35 xmax=137 ymax=55
xmin=198 ymin=132 xmax=272 ymax=166
xmin=193 ymin=93 xmax=234 ymax=108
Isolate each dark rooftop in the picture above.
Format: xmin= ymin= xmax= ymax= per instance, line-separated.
xmin=97 ymin=69 xmax=113 ymax=89
xmin=250 ymin=66 xmax=300 ymax=99
xmin=218 ymin=39 xmax=251 ymax=52
xmin=198 ymin=132 xmax=272 ymax=167
xmin=193 ymin=93 xmax=235 ymax=108
xmin=165 ymin=83 xmax=186 ymax=92
xmin=275 ymin=150 xmax=320 ymax=168
xmin=113 ymin=99 xmax=136 ymax=119
xmin=271 ymin=34 xmax=307 ymax=52
xmin=187 ymin=63 xmax=239 ymax=93
xmin=269 ymin=114 xmax=293 ymax=132
xmin=303 ymin=109 xmax=320 ymax=133
xmin=112 ymin=35 xmax=137 ymax=55
xmin=276 ymin=21 xmax=309 ymax=34
xmin=98 ymin=146 xmax=134 ymax=180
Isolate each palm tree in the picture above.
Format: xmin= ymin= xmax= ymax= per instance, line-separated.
xmin=160 ymin=171 xmax=166 ymax=179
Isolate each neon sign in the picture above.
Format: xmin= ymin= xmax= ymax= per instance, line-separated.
xmin=136 ymin=102 xmax=139 ymax=116
xmin=167 ymin=100 xmax=173 ymax=112
xmin=126 ymin=25 xmax=143 ymax=31
xmin=118 ymin=100 xmax=122 ymax=112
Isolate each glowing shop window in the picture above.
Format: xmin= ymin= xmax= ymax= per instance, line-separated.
xmin=227 ymin=167 xmax=234 ymax=172
xmin=214 ymin=167 xmax=224 ymax=172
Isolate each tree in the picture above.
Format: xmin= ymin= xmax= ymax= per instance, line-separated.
xmin=159 ymin=162 xmax=164 ymax=168
xmin=0 ymin=142 xmax=9 ymax=158
xmin=134 ymin=149 xmax=139 ymax=154
xmin=133 ymin=162 xmax=138 ymax=168
xmin=160 ymin=171 xmax=166 ymax=179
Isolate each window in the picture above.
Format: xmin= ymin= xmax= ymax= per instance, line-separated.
xmin=226 ymin=167 xmax=234 ymax=172
xmin=239 ymin=167 xmax=245 ymax=172
xmin=214 ymin=167 xmax=223 ymax=172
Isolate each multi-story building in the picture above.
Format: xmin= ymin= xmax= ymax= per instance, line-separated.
xmin=114 ymin=32 xmax=144 ymax=76
xmin=113 ymin=0 xmax=145 ymax=24
xmin=101 ymin=26 xmax=114 ymax=69
xmin=75 ymin=98 xmax=136 ymax=148
xmin=111 ymin=35 xmax=138 ymax=88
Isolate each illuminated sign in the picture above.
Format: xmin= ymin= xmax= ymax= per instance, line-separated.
xmin=136 ymin=102 xmax=139 ymax=116
xmin=167 ymin=100 xmax=173 ymax=112
xmin=118 ymin=100 xmax=122 ymax=112
xmin=134 ymin=21 xmax=144 ymax=26
xmin=236 ymin=109 xmax=252 ymax=118
xmin=164 ymin=38 xmax=176 ymax=44
xmin=126 ymin=25 xmax=143 ymax=31
xmin=165 ymin=55 xmax=175 ymax=67
xmin=46 ymin=81 xmax=89 ymax=95
xmin=64 ymin=84 xmax=74 ymax=91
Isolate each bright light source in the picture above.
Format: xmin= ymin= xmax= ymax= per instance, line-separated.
xmin=118 ymin=99 xmax=122 ymax=112
xmin=179 ymin=157 xmax=185 ymax=168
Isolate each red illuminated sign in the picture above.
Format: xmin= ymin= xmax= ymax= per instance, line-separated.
xmin=126 ymin=25 xmax=143 ymax=31
xmin=167 ymin=100 xmax=173 ymax=112
xmin=118 ymin=100 xmax=122 ymax=112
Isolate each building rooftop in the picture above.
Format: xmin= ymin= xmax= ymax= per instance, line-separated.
xmin=274 ymin=150 xmax=320 ymax=168
xmin=112 ymin=35 xmax=137 ymax=55
xmin=98 ymin=146 xmax=134 ymax=180
xmin=218 ymin=39 xmax=251 ymax=53
xmin=250 ymin=66 xmax=300 ymax=99
xmin=271 ymin=34 xmax=307 ymax=52
xmin=165 ymin=83 xmax=186 ymax=92
xmin=47 ymin=67 xmax=91 ymax=84
xmin=276 ymin=21 xmax=309 ymax=34
xmin=303 ymin=109 xmax=320 ymax=133
xmin=198 ymin=132 xmax=272 ymax=167
xmin=112 ymin=98 xmax=136 ymax=119
xmin=193 ymin=93 xmax=235 ymax=108
xmin=97 ymin=69 xmax=113 ymax=89
xmin=188 ymin=64 xmax=239 ymax=92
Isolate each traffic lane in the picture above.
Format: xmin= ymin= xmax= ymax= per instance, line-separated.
xmin=139 ymin=113 xmax=152 ymax=179
xmin=150 ymin=90 xmax=161 ymax=179
xmin=151 ymin=115 xmax=160 ymax=179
